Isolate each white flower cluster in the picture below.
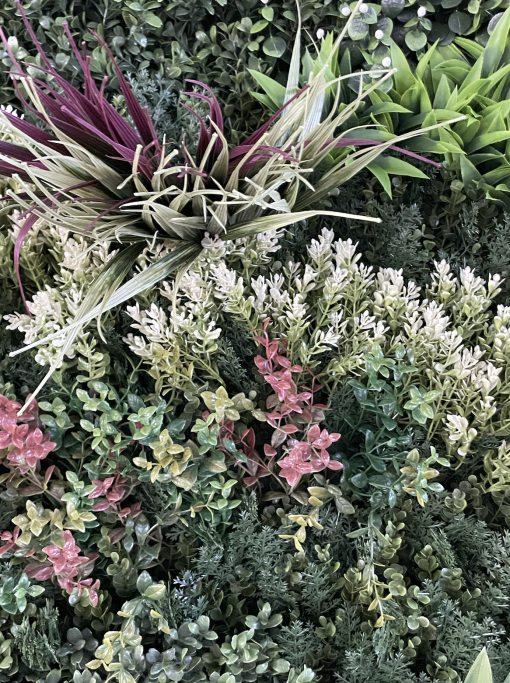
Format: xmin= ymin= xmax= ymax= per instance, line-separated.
xmin=4 ymin=228 xmax=115 ymax=369
xmin=123 ymin=228 xmax=510 ymax=458
xmin=6 ymin=219 xmax=510 ymax=459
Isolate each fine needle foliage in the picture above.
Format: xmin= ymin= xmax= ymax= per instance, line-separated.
xmin=0 ymin=0 xmax=463 ymax=410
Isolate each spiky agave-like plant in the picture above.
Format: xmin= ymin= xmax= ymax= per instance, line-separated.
xmin=1 ymin=1 xmax=461 ymax=410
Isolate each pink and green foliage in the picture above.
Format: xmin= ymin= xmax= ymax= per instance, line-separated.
xmin=240 ymin=321 xmax=342 ymax=489
xmin=0 ymin=394 xmax=56 ymax=474
xmin=25 ymin=530 xmax=100 ymax=606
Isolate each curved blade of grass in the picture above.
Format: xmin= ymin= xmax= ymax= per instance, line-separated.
xmin=12 ymin=243 xmax=202 ymax=365
xmin=17 ymin=242 xmax=147 ymax=414
xmin=284 ymin=1 xmax=302 ymax=110
xmin=225 ymin=209 xmax=381 ymax=242
xmin=294 ymin=115 xmax=466 ymax=210
xmin=96 ymin=242 xmax=148 ymax=341
xmin=481 ymin=7 xmax=510 ymax=78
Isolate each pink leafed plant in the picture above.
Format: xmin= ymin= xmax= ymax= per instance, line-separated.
xmin=25 ymin=530 xmax=100 ymax=606
xmin=243 ymin=320 xmax=342 ymax=490
xmin=0 ymin=394 xmax=56 ymax=474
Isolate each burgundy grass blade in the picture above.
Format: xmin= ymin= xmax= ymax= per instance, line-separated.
xmin=0 ymin=162 xmax=34 ymax=182
xmin=8 ymin=2 xmax=162 ymax=179
xmin=228 ymin=145 xmax=300 ymax=176
xmin=185 ymin=80 xmax=224 ymax=134
xmin=334 ymin=138 xmax=441 ymax=168
xmin=14 ymin=0 xmax=53 ymax=71
xmin=176 ymin=167 xmax=208 ymax=179
xmin=183 ymin=81 xmax=225 ymax=159
xmin=89 ymin=30 xmax=161 ymax=154
xmin=0 ymin=141 xmax=38 ymax=163
xmin=180 ymin=103 xmax=211 ymax=161
xmin=1 ymin=111 xmax=64 ymax=154
xmin=229 ymin=145 xmax=299 ymax=162
xmin=26 ymin=69 xmax=146 ymax=157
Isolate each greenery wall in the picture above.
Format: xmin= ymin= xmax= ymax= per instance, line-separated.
xmin=0 ymin=1 xmax=510 ymax=682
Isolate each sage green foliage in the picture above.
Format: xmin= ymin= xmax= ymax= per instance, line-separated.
xmin=315 ymin=168 xmax=510 ymax=302
xmin=2 ymin=304 xmax=510 ymax=682
xmin=0 ymin=574 xmax=44 ymax=615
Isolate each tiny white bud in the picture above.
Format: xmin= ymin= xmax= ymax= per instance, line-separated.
xmin=375 ymin=29 xmax=384 ymax=39
xmin=382 ymin=56 xmax=392 ymax=67
xmin=359 ymin=3 xmax=369 ymax=12
xmin=261 ymin=0 xmax=269 ymax=4
xmin=341 ymin=5 xmax=351 ymax=15
xmin=316 ymin=28 xmax=325 ymax=39
xmin=417 ymin=6 xmax=426 ymax=16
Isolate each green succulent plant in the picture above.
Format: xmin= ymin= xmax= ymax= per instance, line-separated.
xmin=254 ymin=7 xmax=510 ymax=204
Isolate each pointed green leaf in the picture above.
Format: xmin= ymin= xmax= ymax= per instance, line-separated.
xmin=415 ymin=41 xmax=439 ymax=82
xmin=465 ymin=648 xmax=492 ymax=683
xmin=482 ymin=7 xmax=510 ymax=77
xmin=366 ymin=102 xmax=412 ymax=115
xmin=367 ymin=161 xmax=392 ymax=197
xmin=454 ymin=36 xmax=484 ymax=59
xmin=284 ymin=2 xmax=301 ymax=106
xmin=466 ymin=131 xmax=510 ymax=153
xmin=249 ymin=69 xmax=286 ymax=108
xmin=368 ymin=155 xmax=429 ymax=179
xmin=460 ymin=152 xmax=484 ymax=190
xmin=390 ymin=39 xmax=417 ymax=94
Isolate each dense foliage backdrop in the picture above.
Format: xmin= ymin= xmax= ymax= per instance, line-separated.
xmin=1 ymin=1 xmax=510 ymax=682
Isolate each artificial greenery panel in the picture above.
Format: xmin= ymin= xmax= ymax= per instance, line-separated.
xmin=1 ymin=0 xmax=510 ymax=682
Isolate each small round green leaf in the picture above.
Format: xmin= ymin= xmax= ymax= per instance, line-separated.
xmin=251 ymin=20 xmax=268 ymax=33
xmin=405 ymin=28 xmax=428 ymax=50
xmin=381 ymin=0 xmax=405 ymax=18
xmin=448 ymin=10 xmax=472 ymax=34
xmin=348 ymin=17 xmax=369 ymax=40
xmin=488 ymin=11 xmax=504 ymax=34
xmin=442 ymin=0 xmax=463 ymax=8
xmin=261 ymin=6 xmax=274 ymax=20
xmin=361 ymin=5 xmax=378 ymax=23
xmin=262 ymin=36 xmax=286 ymax=57
xmin=144 ymin=12 xmax=162 ymax=28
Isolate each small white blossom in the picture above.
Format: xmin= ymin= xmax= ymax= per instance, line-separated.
xmin=1 ymin=104 xmax=23 ymax=118
xmin=201 ymin=232 xmax=222 ymax=249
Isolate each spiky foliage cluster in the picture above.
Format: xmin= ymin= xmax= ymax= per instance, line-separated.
xmin=254 ymin=7 xmax=510 ymax=210
xmin=0 ymin=0 xmax=508 ymax=138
